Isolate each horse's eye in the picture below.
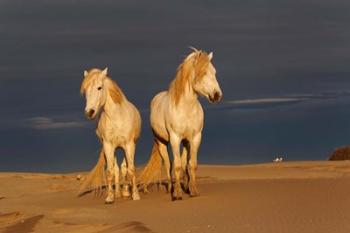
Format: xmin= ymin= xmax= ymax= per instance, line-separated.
xmin=97 ymin=87 xmax=102 ymax=90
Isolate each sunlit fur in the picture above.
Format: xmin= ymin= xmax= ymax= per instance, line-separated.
xmin=168 ymin=51 xmax=212 ymax=105
xmin=79 ymin=68 xmax=141 ymax=204
xmin=81 ymin=68 xmax=123 ymax=105
xmin=139 ymin=49 xmax=222 ymax=200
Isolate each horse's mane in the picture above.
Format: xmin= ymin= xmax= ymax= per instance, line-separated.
xmin=169 ymin=50 xmax=210 ymax=105
xmin=80 ymin=68 xmax=125 ymax=104
xmin=105 ymin=78 xmax=125 ymax=104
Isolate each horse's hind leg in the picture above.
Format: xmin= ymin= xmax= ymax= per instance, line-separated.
xmin=120 ymin=158 xmax=130 ymax=197
xmin=125 ymin=142 xmax=140 ymax=200
xmin=157 ymin=140 xmax=172 ymax=193
xmin=114 ymin=157 xmax=121 ymax=198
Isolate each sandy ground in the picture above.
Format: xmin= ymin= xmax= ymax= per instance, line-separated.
xmin=1 ymin=161 xmax=350 ymax=233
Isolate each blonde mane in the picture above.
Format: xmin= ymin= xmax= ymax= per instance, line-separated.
xmin=80 ymin=68 xmax=125 ymax=104
xmin=105 ymin=78 xmax=125 ymax=104
xmin=169 ymin=50 xmax=210 ymax=105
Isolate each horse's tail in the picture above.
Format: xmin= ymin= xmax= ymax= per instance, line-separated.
xmin=77 ymin=150 xmax=107 ymax=197
xmin=138 ymin=141 xmax=163 ymax=192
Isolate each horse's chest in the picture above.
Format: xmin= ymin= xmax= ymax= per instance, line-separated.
xmin=169 ymin=107 xmax=203 ymax=137
xmin=97 ymin=118 xmax=128 ymax=143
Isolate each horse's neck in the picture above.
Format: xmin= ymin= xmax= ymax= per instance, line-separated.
xmin=102 ymin=92 xmax=124 ymax=120
xmin=170 ymin=59 xmax=201 ymax=107
xmin=181 ymin=85 xmax=198 ymax=104
xmin=171 ymin=80 xmax=199 ymax=108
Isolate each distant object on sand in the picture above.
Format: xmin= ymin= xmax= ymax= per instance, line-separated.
xmin=329 ymin=146 xmax=350 ymax=161
xmin=76 ymin=174 xmax=83 ymax=181
xmin=273 ymin=156 xmax=284 ymax=163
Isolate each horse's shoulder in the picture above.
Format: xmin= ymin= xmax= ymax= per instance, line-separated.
xmin=153 ymin=91 xmax=167 ymax=99
xmin=151 ymin=91 xmax=167 ymax=105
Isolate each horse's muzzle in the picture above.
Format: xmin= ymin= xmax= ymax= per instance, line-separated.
xmin=85 ymin=109 xmax=95 ymax=119
xmin=209 ymin=91 xmax=222 ymax=103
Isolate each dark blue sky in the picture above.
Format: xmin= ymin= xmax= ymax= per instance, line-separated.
xmin=1 ymin=0 xmax=350 ymax=172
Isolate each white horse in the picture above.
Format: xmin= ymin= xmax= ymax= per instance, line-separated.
xmin=140 ymin=49 xmax=222 ymax=200
xmin=79 ymin=68 xmax=141 ymax=204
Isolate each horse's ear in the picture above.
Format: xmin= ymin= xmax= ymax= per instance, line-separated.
xmin=208 ymin=52 xmax=213 ymax=60
xmin=101 ymin=67 xmax=108 ymax=77
xmin=84 ymin=70 xmax=88 ymax=77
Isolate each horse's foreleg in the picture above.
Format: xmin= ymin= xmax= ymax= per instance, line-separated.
xmin=157 ymin=140 xmax=171 ymax=193
xmin=170 ymin=134 xmax=183 ymax=200
xmin=103 ymin=142 xmax=115 ymax=204
xmin=125 ymin=143 xmax=140 ymax=201
xmin=188 ymin=133 xmax=201 ymax=197
xmin=114 ymin=157 xmax=121 ymax=198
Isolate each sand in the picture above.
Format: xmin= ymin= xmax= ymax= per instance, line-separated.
xmin=1 ymin=161 xmax=350 ymax=233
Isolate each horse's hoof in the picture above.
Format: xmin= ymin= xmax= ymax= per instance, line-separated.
xmin=172 ymin=183 xmax=183 ymax=200
xmin=104 ymin=196 xmax=114 ymax=204
xmin=172 ymin=191 xmax=183 ymax=201
xmin=172 ymin=195 xmax=183 ymax=201
xmin=132 ymin=192 xmax=140 ymax=201
xmin=190 ymin=192 xmax=200 ymax=197
xmin=189 ymin=183 xmax=200 ymax=197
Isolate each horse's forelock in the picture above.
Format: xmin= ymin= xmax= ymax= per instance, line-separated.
xmin=80 ymin=69 xmax=104 ymax=95
xmin=184 ymin=50 xmax=211 ymax=81
xmin=194 ymin=52 xmax=211 ymax=80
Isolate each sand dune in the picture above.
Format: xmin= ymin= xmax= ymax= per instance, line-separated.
xmin=1 ymin=161 xmax=350 ymax=233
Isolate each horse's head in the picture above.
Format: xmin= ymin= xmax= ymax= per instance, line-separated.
xmin=190 ymin=51 xmax=222 ymax=103
xmin=80 ymin=68 xmax=108 ymax=119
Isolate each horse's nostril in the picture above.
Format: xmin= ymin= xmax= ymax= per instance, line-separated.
xmin=89 ymin=109 xmax=95 ymax=116
xmin=209 ymin=92 xmax=221 ymax=102
xmin=212 ymin=92 xmax=221 ymax=102
xmin=85 ymin=109 xmax=95 ymax=118
xmin=214 ymin=92 xmax=220 ymax=101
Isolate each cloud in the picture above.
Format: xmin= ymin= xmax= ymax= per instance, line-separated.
xmin=203 ymin=91 xmax=350 ymax=112
xmin=226 ymin=92 xmax=350 ymax=106
xmin=226 ymin=97 xmax=305 ymax=105
xmin=26 ymin=117 xmax=86 ymax=130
